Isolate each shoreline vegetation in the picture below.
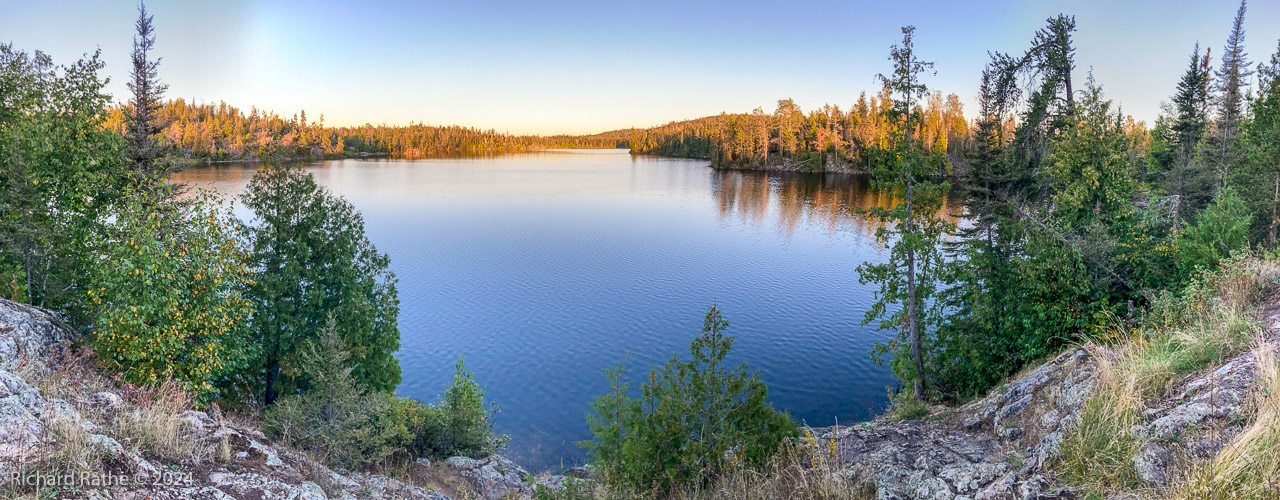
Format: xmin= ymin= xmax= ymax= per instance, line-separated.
xmin=6 ymin=0 xmax=1280 ymax=498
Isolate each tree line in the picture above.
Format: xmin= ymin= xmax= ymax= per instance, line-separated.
xmin=626 ymin=91 xmax=973 ymax=172
xmin=98 ymin=99 xmax=631 ymax=162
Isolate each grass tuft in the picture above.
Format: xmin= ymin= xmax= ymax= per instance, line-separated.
xmin=1170 ymin=338 xmax=1280 ymax=499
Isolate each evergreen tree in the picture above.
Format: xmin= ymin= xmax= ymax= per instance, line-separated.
xmin=935 ymin=67 xmax=1023 ymax=395
xmin=1207 ymin=0 xmax=1253 ymax=185
xmin=1045 ymin=79 xmax=1135 ymax=228
xmin=857 ymin=26 xmax=953 ymax=400
xmin=1238 ymin=40 xmax=1280 ymax=246
xmin=241 ymin=165 xmax=401 ymax=404
xmin=124 ymin=1 xmax=170 ymax=188
xmin=581 ymin=305 xmax=795 ymax=493
xmin=989 ymin=14 xmax=1078 ymax=177
xmin=1159 ymin=44 xmax=1215 ymax=222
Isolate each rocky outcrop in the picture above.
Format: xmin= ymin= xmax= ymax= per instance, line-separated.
xmin=813 ymin=301 xmax=1280 ymax=499
xmin=0 ymin=298 xmax=454 ymax=499
xmin=813 ymin=348 xmax=1096 ymax=499
xmin=1126 ymin=308 xmax=1280 ymax=486
xmin=442 ymin=455 xmax=574 ymax=499
xmin=0 ymin=297 xmax=69 ymax=371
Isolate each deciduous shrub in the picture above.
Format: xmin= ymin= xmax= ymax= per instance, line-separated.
xmin=86 ymin=191 xmax=254 ymax=399
xmin=581 ymin=305 xmax=796 ymax=494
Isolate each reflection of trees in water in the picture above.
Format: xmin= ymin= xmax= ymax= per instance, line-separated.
xmin=710 ymin=170 xmax=961 ymax=238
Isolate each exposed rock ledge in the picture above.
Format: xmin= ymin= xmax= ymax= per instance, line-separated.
xmin=809 ymin=305 xmax=1280 ymax=499
xmin=811 ymin=347 xmax=1096 ymax=499
xmin=0 ymin=298 xmax=570 ymax=499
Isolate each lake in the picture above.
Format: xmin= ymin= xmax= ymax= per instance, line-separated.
xmin=173 ymin=149 xmax=959 ymax=471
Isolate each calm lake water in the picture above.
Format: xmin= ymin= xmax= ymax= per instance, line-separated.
xmin=173 ymin=149 xmax=960 ymax=471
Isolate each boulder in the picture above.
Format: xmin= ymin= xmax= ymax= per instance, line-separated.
xmin=0 ymin=297 xmax=70 ymax=370
xmin=445 ymin=454 xmax=531 ymax=499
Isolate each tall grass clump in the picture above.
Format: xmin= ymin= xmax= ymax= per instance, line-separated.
xmin=537 ymin=435 xmax=871 ymax=500
xmin=114 ymin=378 xmax=204 ymax=460
xmin=1055 ymin=343 xmax=1145 ymax=489
xmin=1171 ymin=340 xmax=1280 ymax=499
xmin=1055 ymin=254 xmax=1276 ymax=491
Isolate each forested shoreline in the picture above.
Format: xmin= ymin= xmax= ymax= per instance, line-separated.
xmin=5 ymin=0 xmax=1280 ymax=498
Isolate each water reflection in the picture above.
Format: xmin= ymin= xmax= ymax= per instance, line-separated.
xmin=710 ymin=169 xmax=962 ymax=239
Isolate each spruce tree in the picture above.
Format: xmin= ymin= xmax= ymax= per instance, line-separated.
xmin=1161 ymin=44 xmax=1214 ymax=222
xmin=124 ymin=0 xmax=170 ymax=187
xmin=1208 ymin=0 xmax=1253 ymax=186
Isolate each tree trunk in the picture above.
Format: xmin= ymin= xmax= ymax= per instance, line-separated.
xmin=906 ymin=177 xmax=925 ymax=401
xmin=264 ymin=358 xmax=280 ymax=405
xmin=1271 ymin=170 xmax=1279 ymax=250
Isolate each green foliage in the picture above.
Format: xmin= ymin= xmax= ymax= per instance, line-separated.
xmin=858 ymin=26 xmax=954 ymax=397
xmin=264 ymin=321 xmax=411 ymax=468
xmin=1154 ymin=44 xmax=1215 ymax=220
xmin=0 ymin=44 xmax=127 ymax=317
xmin=581 ymin=305 xmax=796 ymax=494
xmin=265 ymin=322 xmax=504 ymax=468
xmin=1235 ymin=40 xmax=1280 ymax=245
xmin=1044 ymin=79 xmax=1136 ymax=227
xmin=85 ymin=191 xmax=254 ymax=399
xmin=435 ymin=356 xmax=507 ymax=457
xmin=885 ymin=388 xmax=930 ymax=422
xmin=935 ymin=64 xmax=1173 ymax=399
xmin=1176 ymin=187 xmax=1253 ymax=274
xmin=240 ymin=164 xmax=401 ymax=403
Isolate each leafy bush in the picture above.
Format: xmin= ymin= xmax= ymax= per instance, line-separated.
xmin=1176 ymin=186 xmax=1252 ymax=275
xmin=581 ymin=305 xmax=796 ymax=494
xmin=265 ymin=321 xmax=504 ymax=468
xmin=86 ymin=191 xmax=254 ymax=399
xmin=0 ymin=44 xmax=127 ymax=319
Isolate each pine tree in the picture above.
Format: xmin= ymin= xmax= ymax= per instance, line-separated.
xmin=857 ymin=26 xmax=953 ymax=401
xmin=124 ymin=1 xmax=170 ymax=187
xmin=988 ymin=15 xmax=1077 ymax=177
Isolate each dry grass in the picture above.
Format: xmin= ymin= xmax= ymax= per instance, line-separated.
xmin=1171 ymin=339 xmax=1280 ymax=499
xmin=673 ymin=438 xmax=874 ymax=500
xmin=113 ymin=378 xmax=203 ymax=461
xmin=1055 ymin=342 xmax=1145 ymax=490
xmin=1049 ymin=255 xmax=1280 ymax=499
xmin=1054 ymin=255 xmax=1272 ymax=494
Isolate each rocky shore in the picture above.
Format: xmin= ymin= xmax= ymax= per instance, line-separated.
xmin=4 ymin=295 xmax=1276 ymax=499
xmin=0 ymin=298 xmax=572 ymax=499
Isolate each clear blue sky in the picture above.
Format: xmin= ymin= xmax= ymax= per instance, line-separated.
xmin=3 ymin=0 xmax=1278 ymax=134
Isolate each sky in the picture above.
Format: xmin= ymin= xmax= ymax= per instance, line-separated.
xmin=3 ymin=0 xmax=1278 ymax=135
